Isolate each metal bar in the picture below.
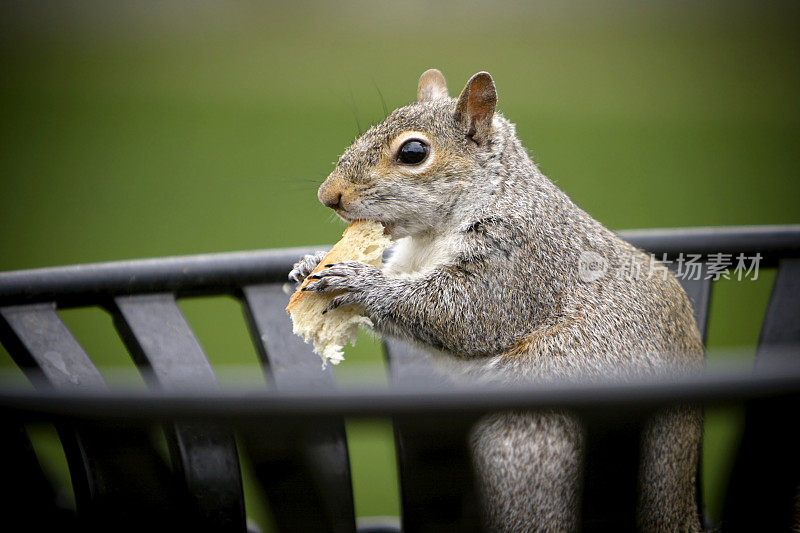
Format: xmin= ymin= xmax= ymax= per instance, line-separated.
xmin=580 ymin=414 xmax=644 ymax=532
xmin=0 ymin=302 xmax=180 ymax=529
xmin=0 ymin=246 xmax=319 ymax=307
xmin=240 ymin=284 xmax=356 ymax=533
xmin=61 ymin=423 xmax=185 ymax=530
xmin=755 ymin=258 xmax=800 ymax=365
xmin=383 ymin=338 xmax=482 ymax=532
xmin=1 ymin=226 xmax=798 ymax=307
xmin=110 ymin=294 xmax=246 ymax=531
xmin=1 ymin=364 xmax=797 ymax=421
xmin=241 ymin=284 xmax=336 ymax=388
xmin=111 ymin=294 xmax=219 ymax=390
xmin=383 ymin=338 xmax=447 ymax=385
xmin=0 ymin=303 xmax=107 ymax=390
xmin=0 ymin=424 xmax=74 ymax=529
xmin=392 ymin=415 xmax=482 ymax=533
xmin=621 ymin=225 xmax=800 ymax=264
xmin=723 ymin=258 xmax=800 ymax=532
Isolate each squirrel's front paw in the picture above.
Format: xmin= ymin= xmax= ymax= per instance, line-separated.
xmin=288 ymin=250 xmax=328 ymax=285
xmin=303 ymin=261 xmax=384 ymax=313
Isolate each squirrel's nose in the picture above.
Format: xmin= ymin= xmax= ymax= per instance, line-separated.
xmin=318 ymin=185 xmax=342 ymax=210
xmin=325 ymin=193 xmax=341 ymax=210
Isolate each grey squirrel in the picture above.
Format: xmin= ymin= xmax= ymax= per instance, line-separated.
xmin=290 ymin=69 xmax=704 ymax=532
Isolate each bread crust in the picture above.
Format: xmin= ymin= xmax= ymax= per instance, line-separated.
xmin=285 ymin=220 xmax=391 ymax=366
xmin=286 ymin=221 xmax=382 ymax=311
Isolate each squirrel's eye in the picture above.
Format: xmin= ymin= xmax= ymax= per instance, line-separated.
xmin=397 ymin=139 xmax=429 ymax=165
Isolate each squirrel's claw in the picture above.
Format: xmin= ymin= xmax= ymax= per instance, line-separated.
xmin=303 ymin=264 xmax=354 ymax=294
xmin=288 ymin=250 xmax=328 ymax=285
xmin=303 ymin=261 xmax=383 ymax=299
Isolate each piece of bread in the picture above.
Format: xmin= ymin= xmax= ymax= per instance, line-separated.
xmin=286 ymin=220 xmax=392 ymax=367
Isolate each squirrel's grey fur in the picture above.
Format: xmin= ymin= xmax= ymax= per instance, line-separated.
xmin=293 ymin=70 xmax=704 ymax=532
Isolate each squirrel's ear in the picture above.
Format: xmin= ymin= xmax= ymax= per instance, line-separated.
xmin=454 ymin=72 xmax=497 ymax=145
xmin=417 ymin=69 xmax=448 ymax=102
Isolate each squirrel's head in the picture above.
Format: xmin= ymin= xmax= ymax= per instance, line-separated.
xmin=318 ymin=69 xmax=502 ymax=238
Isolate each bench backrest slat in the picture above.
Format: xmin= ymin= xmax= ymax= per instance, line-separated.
xmin=382 ymin=338 xmax=482 ymax=532
xmin=723 ymin=258 xmax=800 ymax=532
xmin=0 ymin=302 xmax=183 ymax=529
xmin=0 ymin=303 xmax=106 ymax=390
xmin=110 ymin=293 xmax=246 ymax=531
xmin=757 ymin=258 xmax=800 ymax=363
xmin=240 ymin=283 xmax=356 ymax=533
xmin=111 ymin=294 xmax=220 ymax=389
xmin=1 ymin=424 xmax=70 ymax=528
xmin=241 ymin=284 xmax=336 ymax=387
xmin=580 ymin=415 xmax=643 ymax=531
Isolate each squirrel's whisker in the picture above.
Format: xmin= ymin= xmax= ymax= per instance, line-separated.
xmin=373 ymin=78 xmax=389 ymax=118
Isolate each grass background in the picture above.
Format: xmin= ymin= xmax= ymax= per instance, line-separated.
xmin=1 ymin=1 xmax=798 ymax=529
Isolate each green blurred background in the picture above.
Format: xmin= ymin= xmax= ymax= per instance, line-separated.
xmin=1 ymin=1 xmax=798 ymax=529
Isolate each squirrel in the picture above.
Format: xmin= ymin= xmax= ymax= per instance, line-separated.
xmin=289 ymin=69 xmax=704 ymax=532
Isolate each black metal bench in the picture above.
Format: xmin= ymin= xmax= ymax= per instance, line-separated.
xmin=1 ymin=225 xmax=798 ymax=532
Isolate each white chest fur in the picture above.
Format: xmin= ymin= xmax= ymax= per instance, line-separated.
xmin=384 ymin=232 xmax=460 ymax=278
